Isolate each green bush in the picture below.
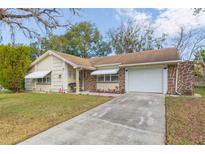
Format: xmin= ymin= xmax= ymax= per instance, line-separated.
xmin=0 ymin=45 xmax=31 ymax=92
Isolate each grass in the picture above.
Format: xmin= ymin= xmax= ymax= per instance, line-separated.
xmin=0 ymin=93 xmax=112 ymax=144
xmin=194 ymin=88 xmax=205 ymax=96
xmin=166 ymin=96 xmax=205 ymax=144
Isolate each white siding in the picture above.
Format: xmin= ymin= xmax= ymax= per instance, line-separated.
xmin=25 ymin=78 xmax=35 ymax=91
xmin=25 ymin=55 xmax=74 ymax=92
xmin=50 ymin=56 xmax=64 ymax=92
xmin=25 ymin=67 xmax=35 ymax=91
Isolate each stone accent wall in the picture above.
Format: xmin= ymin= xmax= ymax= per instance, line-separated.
xmin=119 ymin=67 xmax=125 ymax=94
xmin=177 ymin=61 xmax=194 ymax=95
xmin=167 ymin=64 xmax=177 ymax=95
xmin=84 ymin=70 xmax=96 ymax=91
xmin=168 ymin=61 xmax=194 ymax=95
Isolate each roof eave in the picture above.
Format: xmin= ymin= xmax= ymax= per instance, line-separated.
xmin=94 ymin=63 xmax=122 ymax=67
xmin=119 ymin=60 xmax=182 ymax=67
xmin=74 ymin=65 xmax=96 ymax=70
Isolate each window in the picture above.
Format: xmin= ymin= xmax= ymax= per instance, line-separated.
xmin=37 ymin=73 xmax=51 ymax=84
xmin=111 ymin=75 xmax=118 ymax=82
xmin=96 ymin=74 xmax=119 ymax=83
xmin=105 ymin=75 xmax=110 ymax=82
xmin=97 ymin=75 xmax=104 ymax=82
xmin=37 ymin=78 xmax=42 ymax=83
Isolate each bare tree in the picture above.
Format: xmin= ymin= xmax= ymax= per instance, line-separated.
xmin=0 ymin=8 xmax=79 ymax=43
xmin=172 ymin=27 xmax=205 ymax=60
xmin=193 ymin=8 xmax=205 ymax=15
xmin=109 ymin=20 xmax=167 ymax=54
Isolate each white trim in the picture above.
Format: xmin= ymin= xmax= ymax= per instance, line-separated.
xmin=119 ymin=60 xmax=182 ymax=67
xmin=162 ymin=66 xmax=168 ymax=94
xmin=125 ymin=67 xmax=128 ymax=92
xmin=95 ymin=63 xmax=121 ymax=67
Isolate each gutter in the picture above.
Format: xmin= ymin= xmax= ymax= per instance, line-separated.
xmin=94 ymin=63 xmax=122 ymax=67
xmin=119 ymin=60 xmax=182 ymax=67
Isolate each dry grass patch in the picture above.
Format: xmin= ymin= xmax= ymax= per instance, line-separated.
xmin=166 ymin=96 xmax=205 ymax=144
xmin=0 ymin=93 xmax=112 ymax=144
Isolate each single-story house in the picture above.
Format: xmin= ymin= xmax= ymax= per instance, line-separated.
xmin=25 ymin=48 xmax=194 ymax=95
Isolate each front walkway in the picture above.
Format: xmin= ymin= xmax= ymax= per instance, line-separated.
xmin=19 ymin=92 xmax=165 ymax=145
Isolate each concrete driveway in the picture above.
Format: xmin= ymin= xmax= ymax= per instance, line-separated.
xmin=19 ymin=92 xmax=165 ymax=145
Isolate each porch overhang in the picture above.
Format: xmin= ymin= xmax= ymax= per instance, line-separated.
xmin=91 ymin=69 xmax=119 ymax=75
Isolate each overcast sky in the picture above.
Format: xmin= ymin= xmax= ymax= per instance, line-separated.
xmin=1 ymin=8 xmax=205 ymax=45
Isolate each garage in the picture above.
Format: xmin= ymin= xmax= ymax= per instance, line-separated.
xmin=126 ymin=66 xmax=167 ymax=93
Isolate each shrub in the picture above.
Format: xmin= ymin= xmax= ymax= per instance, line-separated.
xmin=0 ymin=45 xmax=31 ymax=92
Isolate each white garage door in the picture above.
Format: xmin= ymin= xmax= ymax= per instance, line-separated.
xmin=127 ymin=67 xmax=163 ymax=93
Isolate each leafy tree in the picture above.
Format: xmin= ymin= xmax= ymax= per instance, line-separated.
xmin=195 ymin=49 xmax=205 ymax=63
xmin=108 ymin=21 xmax=167 ymax=54
xmin=30 ymin=22 xmax=111 ymax=58
xmin=0 ymin=45 xmax=31 ymax=92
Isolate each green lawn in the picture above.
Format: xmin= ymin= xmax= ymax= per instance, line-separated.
xmin=194 ymin=88 xmax=205 ymax=96
xmin=0 ymin=93 xmax=112 ymax=144
xmin=166 ymin=95 xmax=205 ymax=144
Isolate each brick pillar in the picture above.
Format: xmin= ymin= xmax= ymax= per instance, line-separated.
xmin=167 ymin=64 xmax=177 ymax=95
xmin=84 ymin=70 xmax=96 ymax=91
xmin=177 ymin=61 xmax=194 ymax=95
xmin=119 ymin=67 xmax=125 ymax=94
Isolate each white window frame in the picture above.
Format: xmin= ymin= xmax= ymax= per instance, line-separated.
xmin=37 ymin=73 xmax=51 ymax=85
xmin=96 ymin=74 xmax=119 ymax=83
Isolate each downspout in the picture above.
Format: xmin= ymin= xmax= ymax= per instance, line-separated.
xmin=175 ymin=63 xmax=181 ymax=95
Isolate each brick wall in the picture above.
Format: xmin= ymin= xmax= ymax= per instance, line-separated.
xmin=168 ymin=61 xmax=194 ymax=95
xmin=119 ymin=67 xmax=125 ymax=94
xmin=84 ymin=70 xmax=96 ymax=91
xmin=177 ymin=61 xmax=194 ymax=95
xmin=167 ymin=64 xmax=177 ymax=95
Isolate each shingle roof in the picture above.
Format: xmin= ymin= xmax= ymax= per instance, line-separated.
xmin=53 ymin=51 xmax=92 ymax=67
xmin=90 ymin=48 xmax=180 ymax=66
xmin=53 ymin=48 xmax=180 ymax=68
